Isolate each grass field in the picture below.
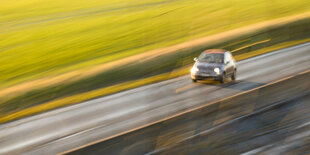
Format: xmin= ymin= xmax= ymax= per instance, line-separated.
xmin=1 ymin=0 xmax=310 ymax=88
xmin=1 ymin=0 xmax=310 ymax=123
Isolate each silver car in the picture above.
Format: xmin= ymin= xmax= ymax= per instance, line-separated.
xmin=191 ymin=49 xmax=237 ymax=83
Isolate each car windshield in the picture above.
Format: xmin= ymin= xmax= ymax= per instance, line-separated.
xmin=198 ymin=52 xmax=224 ymax=63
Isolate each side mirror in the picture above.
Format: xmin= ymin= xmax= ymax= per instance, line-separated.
xmin=194 ymin=57 xmax=198 ymax=62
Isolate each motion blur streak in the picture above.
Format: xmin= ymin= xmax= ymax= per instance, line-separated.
xmin=231 ymin=39 xmax=271 ymax=52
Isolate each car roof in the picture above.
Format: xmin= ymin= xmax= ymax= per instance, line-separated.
xmin=203 ymin=49 xmax=227 ymax=54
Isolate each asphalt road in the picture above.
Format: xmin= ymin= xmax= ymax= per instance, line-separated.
xmin=154 ymin=92 xmax=310 ymax=155
xmin=0 ymin=42 xmax=310 ymax=155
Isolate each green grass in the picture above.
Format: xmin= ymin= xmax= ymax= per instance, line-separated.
xmin=1 ymin=0 xmax=310 ymax=88
xmin=1 ymin=0 xmax=310 ymax=123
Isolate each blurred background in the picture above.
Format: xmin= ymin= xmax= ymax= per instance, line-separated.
xmin=1 ymin=0 xmax=310 ymax=154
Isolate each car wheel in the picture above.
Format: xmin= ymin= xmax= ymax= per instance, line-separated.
xmin=219 ymin=73 xmax=225 ymax=83
xmin=231 ymin=70 xmax=236 ymax=81
xmin=192 ymin=79 xmax=197 ymax=83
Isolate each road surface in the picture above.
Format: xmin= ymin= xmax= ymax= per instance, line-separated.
xmin=0 ymin=42 xmax=310 ymax=154
xmin=154 ymin=93 xmax=310 ymax=155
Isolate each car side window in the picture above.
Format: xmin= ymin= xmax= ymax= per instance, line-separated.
xmin=224 ymin=52 xmax=230 ymax=64
xmin=227 ymin=51 xmax=234 ymax=63
xmin=224 ymin=53 xmax=227 ymax=64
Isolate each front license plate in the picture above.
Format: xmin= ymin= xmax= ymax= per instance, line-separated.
xmin=201 ymin=73 xmax=210 ymax=76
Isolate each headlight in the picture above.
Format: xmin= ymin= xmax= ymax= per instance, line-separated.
xmin=214 ymin=68 xmax=220 ymax=74
xmin=191 ymin=66 xmax=199 ymax=73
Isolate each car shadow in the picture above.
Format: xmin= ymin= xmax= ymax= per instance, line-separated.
xmin=198 ymin=80 xmax=266 ymax=91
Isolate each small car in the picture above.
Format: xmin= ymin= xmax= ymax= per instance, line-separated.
xmin=191 ymin=49 xmax=237 ymax=83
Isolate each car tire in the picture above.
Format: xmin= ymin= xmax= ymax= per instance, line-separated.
xmin=192 ymin=79 xmax=197 ymax=83
xmin=231 ymin=70 xmax=236 ymax=81
xmin=219 ymin=73 xmax=225 ymax=83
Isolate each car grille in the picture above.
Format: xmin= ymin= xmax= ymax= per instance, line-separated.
xmin=198 ymin=67 xmax=214 ymax=73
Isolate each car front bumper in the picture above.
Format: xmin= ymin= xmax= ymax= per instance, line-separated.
xmin=191 ymin=72 xmax=222 ymax=80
